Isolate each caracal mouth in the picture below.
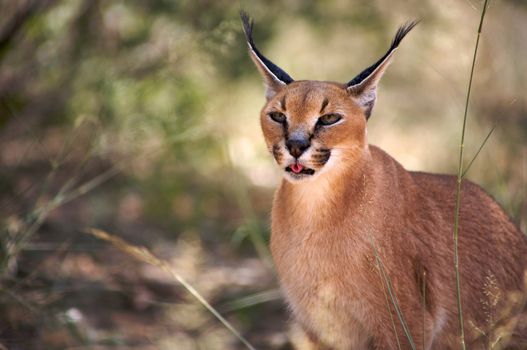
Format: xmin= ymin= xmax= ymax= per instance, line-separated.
xmin=285 ymin=163 xmax=315 ymax=178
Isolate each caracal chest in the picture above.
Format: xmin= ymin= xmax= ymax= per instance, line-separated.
xmin=272 ymin=223 xmax=374 ymax=348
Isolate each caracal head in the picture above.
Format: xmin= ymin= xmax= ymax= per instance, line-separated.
xmin=241 ymin=12 xmax=417 ymax=183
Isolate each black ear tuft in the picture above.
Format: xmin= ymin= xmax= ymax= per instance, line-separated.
xmin=347 ymin=20 xmax=419 ymax=87
xmin=240 ymin=11 xmax=255 ymax=48
xmin=240 ymin=11 xmax=294 ymax=84
xmin=391 ymin=20 xmax=420 ymax=49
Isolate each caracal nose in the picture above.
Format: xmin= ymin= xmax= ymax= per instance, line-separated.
xmin=286 ymin=138 xmax=310 ymax=158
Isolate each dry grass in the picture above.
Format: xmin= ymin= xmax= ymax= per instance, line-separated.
xmin=86 ymin=228 xmax=257 ymax=350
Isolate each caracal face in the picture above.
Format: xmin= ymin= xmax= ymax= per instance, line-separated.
xmin=240 ymin=12 xmax=416 ymax=183
xmin=260 ymin=80 xmax=367 ymax=183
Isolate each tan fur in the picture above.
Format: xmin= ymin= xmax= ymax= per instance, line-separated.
xmin=257 ymin=81 xmax=527 ymax=349
xmin=241 ymin=15 xmax=527 ymax=348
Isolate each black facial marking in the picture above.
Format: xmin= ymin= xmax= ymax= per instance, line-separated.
xmin=319 ymin=97 xmax=329 ymax=114
xmin=272 ymin=144 xmax=282 ymax=161
xmin=312 ymin=148 xmax=331 ymax=166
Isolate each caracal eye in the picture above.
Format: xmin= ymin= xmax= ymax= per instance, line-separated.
xmin=317 ymin=113 xmax=342 ymax=126
xmin=269 ymin=112 xmax=287 ymax=124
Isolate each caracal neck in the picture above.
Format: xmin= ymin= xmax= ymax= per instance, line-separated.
xmin=275 ymin=146 xmax=373 ymax=227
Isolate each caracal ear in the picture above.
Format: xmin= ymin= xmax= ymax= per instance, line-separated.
xmin=240 ymin=11 xmax=294 ymax=100
xmin=347 ymin=21 xmax=419 ymax=120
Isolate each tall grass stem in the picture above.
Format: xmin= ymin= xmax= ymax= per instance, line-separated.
xmin=421 ymin=271 xmax=426 ymax=350
xmin=379 ymin=264 xmax=403 ymax=350
xmin=369 ymin=235 xmax=416 ymax=349
xmin=453 ymin=0 xmax=489 ymax=348
xmin=461 ymin=125 xmax=495 ymax=178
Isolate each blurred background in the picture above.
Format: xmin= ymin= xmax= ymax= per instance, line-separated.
xmin=0 ymin=0 xmax=525 ymax=349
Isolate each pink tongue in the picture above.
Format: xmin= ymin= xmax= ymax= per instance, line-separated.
xmin=290 ymin=164 xmax=304 ymax=174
